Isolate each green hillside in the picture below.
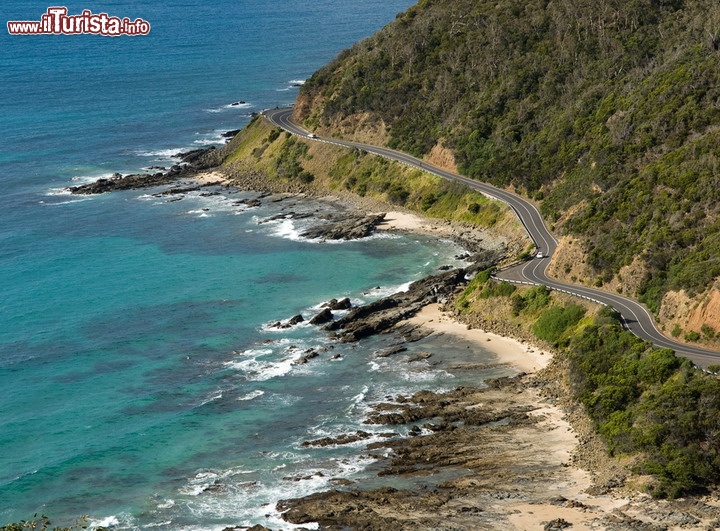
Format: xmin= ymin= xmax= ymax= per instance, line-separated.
xmin=296 ymin=0 xmax=720 ymax=333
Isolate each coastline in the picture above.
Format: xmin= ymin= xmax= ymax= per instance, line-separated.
xmin=189 ymin=168 xmax=628 ymax=530
xmin=186 ymin=169 xmax=623 ymax=529
xmin=67 ymin=168 xmax=720 ymax=530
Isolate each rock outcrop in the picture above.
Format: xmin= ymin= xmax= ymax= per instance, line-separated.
xmin=69 ymin=146 xmax=223 ymax=194
xmin=300 ymin=213 xmax=386 ymax=240
xmin=324 ymin=267 xmax=468 ymax=342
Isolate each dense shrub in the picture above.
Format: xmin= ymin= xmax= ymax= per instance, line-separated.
xmin=532 ymin=304 xmax=586 ymax=345
xmin=298 ymin=0 xmax=720 ymax=309
xmin=565 ymin=308 xmax=720 ymax=498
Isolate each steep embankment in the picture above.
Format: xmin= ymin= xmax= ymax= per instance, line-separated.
xmin=294 ymin=0 xmax=720 ymax=349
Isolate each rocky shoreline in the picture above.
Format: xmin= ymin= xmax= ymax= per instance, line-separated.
xmin=69 ymin=146 xmax=225 ymax=195
xmin=67 ymin=145 xmax=720 ymax=531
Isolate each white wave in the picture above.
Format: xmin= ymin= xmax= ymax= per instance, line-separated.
xmin=45 ymin=172 xmax=118 ymax=197
xmin=268 ymin=218 xmax=302 ymax=241
xmin=157 ymin=499 xmax=175 ymax=509
xmin=225 ymin=342 xmax=315 ymax=381
xmin=361 ymin=281 xmax=413 ymax=300
xmin=136 ymin=193 xmax=162 ymax=203
xmin=87 ymin=515 xmax=121 ymax=528
xmin=192 ymin=131 xmax=226 ymax=146
xmin=177 ymin=192 xmax=243 ymax=218
xmin=180 ymin=466 xmax=253 ymax=497
xmin=352 ymin=385 xmax=369 ymax=405
xmin=237 ymin=390 xmax=265 ymax=401
xmin=198 ymin=390 xmax=223 ymax=407
xmin=186 ymin=208 xmax=212 ymax=218
xmin=45 ymin=187 xmax=74 ymax=196
xmin=204 ymin=101 xmax=252 ymax=113
xmin=229 ymin=355 xmax=298 ymax=381
xmin=289 ymin=79 xmax=306 ymax=85
xmin=401 ymin=369 xmax=452 ymax=383
xmin=70 ymin=172 xmax=117 ymax=184
xmin=169 ymin=452 xmax=384 ymax=531
xmin=41 ymin=198 xmax=93 ymax=206
xmin=135 ymin=148 xmax=183 ymax=160
xmin=144 ymin=520 xmax=172 ymax=528
xmin=231 ymin=347 xmax=273 ymax=358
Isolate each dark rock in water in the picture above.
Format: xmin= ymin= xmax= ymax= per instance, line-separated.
xmin=230 ymin=101 xmax=246 ymax=106
xmin=407 ymin=351 xmax=432 ymax=362
xmin=222 ymin=129 xmax=242 ymax=138
xmin=175 ymin=146 xmax=216 ymax=164
xmin=374 ymin=345 xmax=407 ymax=358
xmin=203 ymin=483 xmax=227 ymax=494
xmin=235 ymin=198 xmax=262 ymax=208
xmin=222 ymin=526 xmax=273 ymax=531
xmin=155 ymin=185 xmax=201 ymax=196
xmin=69 ymin=172 xmax=172 ymax=194
xmin=294 ymin=349 xmax=319 ymax=365
xmin=270 ymin=314 xmax=304 ymax=329
xmin=287 ymin=314 xmax=304 ymax=326
xmin=438 ymin=265 xmax=453 ymax=271
xmin=258 ymin=213 xmax=292 ymax=224
xmin=323 ymin=297 xmax=352 ymax=310
xmin=301 ymin=430 xmax=377 ymax=448
xmin=300 ymin=213 xmax=386 ymax=241
xmin=309 ymin=308 xmax=333 ymax=325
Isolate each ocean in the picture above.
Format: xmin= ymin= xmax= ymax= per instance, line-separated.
xmin=0 ymin=2 xmax=517 ymax=529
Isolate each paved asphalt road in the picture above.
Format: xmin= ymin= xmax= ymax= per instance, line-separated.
xmin=264 ymin=107 xmax=720 ymax=366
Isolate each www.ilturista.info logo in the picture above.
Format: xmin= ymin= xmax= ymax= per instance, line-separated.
xmin=7 ymin=7 xmax=150 ymax=36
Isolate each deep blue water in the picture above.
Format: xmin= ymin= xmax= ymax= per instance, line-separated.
xmin=0 ymin=2 xmax=517 ymax=529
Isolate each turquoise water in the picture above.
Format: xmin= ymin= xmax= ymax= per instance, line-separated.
xmin=0 ymin=2 xmax=517 ymax=529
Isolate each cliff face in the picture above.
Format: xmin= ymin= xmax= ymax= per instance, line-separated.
xmin=296 ymin=0 xmax=720 ymax=347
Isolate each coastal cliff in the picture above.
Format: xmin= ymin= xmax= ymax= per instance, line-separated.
xmin=294 ymin=0 xmax=720 ymax=350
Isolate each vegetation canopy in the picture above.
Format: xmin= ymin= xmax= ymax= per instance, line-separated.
xmin=460 ymin=275 xmax=720 ymax=498
xmin=298 ymin=0 xmax=720 ymax=316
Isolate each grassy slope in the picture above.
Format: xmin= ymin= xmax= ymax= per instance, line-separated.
xmin=295 ymin=0 xmax=720 ymax=348
xmin=220 ymin=116 xmax=526 ymax=244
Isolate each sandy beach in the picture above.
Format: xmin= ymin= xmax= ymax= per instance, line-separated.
xmin=406 ymin=302 xmax=550 ymax=373
xmin=191 ymin=171 xmax=231 ymax=186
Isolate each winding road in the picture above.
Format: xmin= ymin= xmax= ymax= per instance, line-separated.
xmin=264 ymin=107 xmax=720 ymax=366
